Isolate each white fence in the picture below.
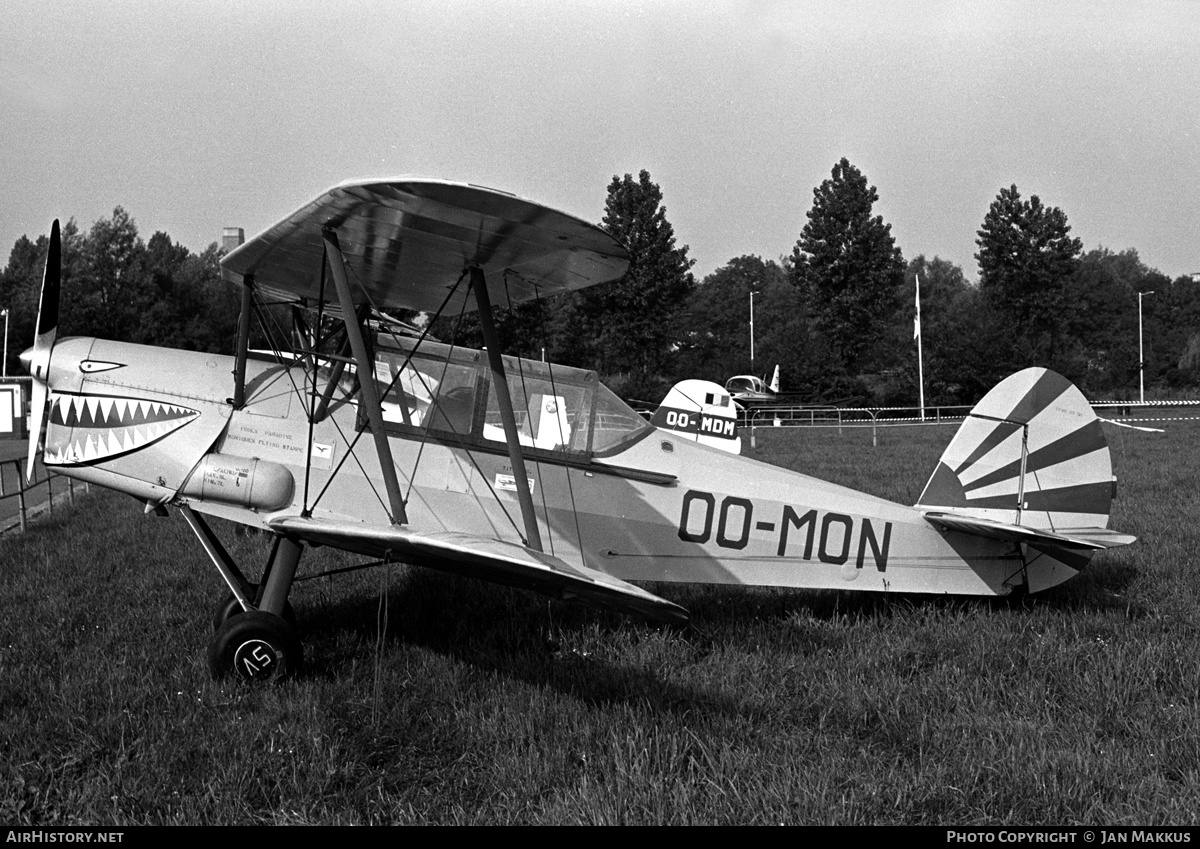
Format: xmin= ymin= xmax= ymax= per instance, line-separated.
xmin=0 ymin=458 xmax=89 ymax=535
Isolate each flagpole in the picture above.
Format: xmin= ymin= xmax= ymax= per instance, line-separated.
xmin=915 ymin=274 xmax=925 ymax=422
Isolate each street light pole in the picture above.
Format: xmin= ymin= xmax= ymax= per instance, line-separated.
xmin=1138 ymin=290 xmax=1155 ymax=405
xmin=749 ymin=291 xmax=757 ymax=371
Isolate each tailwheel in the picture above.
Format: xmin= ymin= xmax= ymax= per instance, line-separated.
xmin=212 ymin=591 xmax=296 ymax=632
xmin=208 ymin=610 xmax=303 ymax=682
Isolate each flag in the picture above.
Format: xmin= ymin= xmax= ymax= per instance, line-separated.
xmin=914 ymin=274 xmax=922 ymax=341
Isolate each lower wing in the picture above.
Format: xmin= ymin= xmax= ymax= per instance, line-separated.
xmin=269 ymin=517 xmax=688 ymax=625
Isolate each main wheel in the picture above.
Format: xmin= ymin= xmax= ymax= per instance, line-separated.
xmin=208 ymin=610 xmax=303 ymax=682
xmin=211 ymin=591 xmax=296 ymax=631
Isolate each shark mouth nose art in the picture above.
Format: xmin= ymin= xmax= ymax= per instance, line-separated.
xmin=44 ymin=392 xmax=200 ymax=465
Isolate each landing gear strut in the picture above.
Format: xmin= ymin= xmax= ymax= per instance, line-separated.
xmin=180 ymin=505 xmax=306 ymax=681
xmin=212 ymin=591 xmax=296 ymax=631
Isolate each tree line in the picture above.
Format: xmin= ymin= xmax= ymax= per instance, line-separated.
xmin=4 ymin=163 xmax=1198 ymax=406
xmin=436 ymin=161 xmax=1199 ymax=405
xmin=0 ymin=208 xmax=239 ymax=370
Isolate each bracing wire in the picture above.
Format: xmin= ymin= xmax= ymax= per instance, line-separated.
xmin=245 ymin=284 xmax=393 ymax=518
xmin=305 ymin=267 xmax=461 ymax=516
xmin=401 ymin=288 xmax=468 ymax=503
xmin=504 ymin=272 xmax=556 ymax=557
xmin=530 ymin=283 xmax=587 ymax=563
xmin=302 ymin=247 xmax=329 ymax=515
xmin=304 ymin=265 xmax=523 ymax=541
xmin=429 ymin=276 xmax=525 ymax=540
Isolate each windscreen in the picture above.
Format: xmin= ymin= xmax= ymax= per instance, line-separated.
xmin=373 ymin=333 xmax=651 ymax=455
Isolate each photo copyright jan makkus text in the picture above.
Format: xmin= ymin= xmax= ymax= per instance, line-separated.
xmin=948 ymin=833 xmax=1192 ymax=844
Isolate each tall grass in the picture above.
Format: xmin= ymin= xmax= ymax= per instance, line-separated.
xmin=2 ymin=421 xmax=1197 ymax=824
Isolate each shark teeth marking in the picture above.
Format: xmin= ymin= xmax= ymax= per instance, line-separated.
xmin=44 ymin=392 xmax=200 ymax=466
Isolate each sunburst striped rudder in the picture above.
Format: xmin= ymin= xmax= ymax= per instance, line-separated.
xmin=916 ymin=368 xmax=1114 ymax=532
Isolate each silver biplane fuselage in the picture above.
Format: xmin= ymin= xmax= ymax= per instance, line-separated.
xmin=24 ymin=178 xmax=1134 ymax=680
xmin=42 ymin=333 xmax=1086 ymax=598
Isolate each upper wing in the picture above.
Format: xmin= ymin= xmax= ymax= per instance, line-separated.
xmin=269 ymin=516 xmax=688 ymax=626
xmin=220 ymin=178 xmax=629 ymax=314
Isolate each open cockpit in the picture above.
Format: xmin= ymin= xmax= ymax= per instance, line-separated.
xmin=283 ymin=329 xmax=655 ymax=462
xmin=372 ymin=333 xmax=652 ymax=459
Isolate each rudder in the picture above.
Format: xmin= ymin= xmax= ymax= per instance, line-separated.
xmin=916 ymin=368 xmax=1115 ymax=532
xmin=651 ymin=379 xmax=741 ymax=454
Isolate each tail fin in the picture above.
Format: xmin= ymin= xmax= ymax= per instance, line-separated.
xmin=768 ymin=364 xmax=780 ymax=394
xmin=917 ymin=368 xmax=1115 ymax=528
xmin=651 ymin=379 xmax=741 ymax=454
xmin=916 ymin=368 xmax=1129 ymax=591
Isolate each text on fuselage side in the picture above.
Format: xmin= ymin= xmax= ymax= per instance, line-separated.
xmin=677 ymin=489 xmax=892 ymax=571
xmin=655 ymin=408 xmax=737 ymax=437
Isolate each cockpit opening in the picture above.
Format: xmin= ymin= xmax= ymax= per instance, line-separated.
xmin=371 ymin=333 xmax=650 ymax=458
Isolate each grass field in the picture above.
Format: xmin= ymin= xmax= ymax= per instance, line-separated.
xmin=2 ymin=421 xmax=1198 ymax=825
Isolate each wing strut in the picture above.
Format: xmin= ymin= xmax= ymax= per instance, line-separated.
xmin=323 ymin=229 xmax=409 ymax=525
xmin=231 ymin=275 xmax=254 ymax=409
xmin=470 ymin=266 xmax=544 ymax=552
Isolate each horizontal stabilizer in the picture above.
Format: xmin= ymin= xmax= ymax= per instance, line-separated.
xmin=269 ymin=517 xmax=688 ymax=625
xmin=923 ymin=511 xmax=1137 ymax=551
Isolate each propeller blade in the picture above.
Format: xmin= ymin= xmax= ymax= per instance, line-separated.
xmin=36 ymin=219 xmax=61 ymax=342
xmin=26 ymin=378 xmax=47 ymax=481
xmin=25 ymin=219 xmax=61 ymax=482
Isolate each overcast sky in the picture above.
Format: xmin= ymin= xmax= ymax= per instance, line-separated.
xmin=3 ymin=0 xmax=1198 ymax=285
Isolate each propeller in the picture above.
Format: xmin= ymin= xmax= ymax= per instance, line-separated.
xmin=20 ymin=219 xmax=61 ymax=482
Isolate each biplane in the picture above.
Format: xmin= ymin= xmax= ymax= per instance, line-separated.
xmin=22 ymin=178 xmax=1135 ymax=681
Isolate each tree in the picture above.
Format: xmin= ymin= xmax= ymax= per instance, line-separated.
xmin=975 ymin=185 xmax=1081 ymax=367
xmin=674 ymin=255 xmax=786 ymax=383
xmin=1178 ymin=331 xmax=1200 ymax=383
xmin=556 ymin=170 xmax=694 ymax=399
xmin=146 ymin=230 xmax=191 ymax=290
xmin=754 ymin=264 xmax=820 ymax=399
xmin=433 ymin=171 xmax=695 ymax=401
xmin=1 ymin=220 xmax=85 ymax=375
xmin=1144 ymin=272 xmax=1200 ymax=390
xmin=430 ymin=295 xmax=548 ymax=361
xmin=68 ymin=207 xmax=152 ymax=343
xmin=1 ymin=213 xmax=245 ymax=370
xmin=137 ymin=233 xmax=241 ymax=353
xmin=1 ymin=234 xmax=46 ymax=375
xmin=791 ymin=158 xmax=905 ymax=380
xmin=189 ymin=242 xmax=242 ymax=354
xmin=1054 ymin=248 xmax=1155 ymax=394
xmin=905 ymin=255 xmax=975 ymax=404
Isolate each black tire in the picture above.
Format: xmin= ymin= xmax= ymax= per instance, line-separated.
xmin=211 ymin=591 xmax=296 ymax=632
xmin=208 ymin=610 xmax=303 ymax=682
